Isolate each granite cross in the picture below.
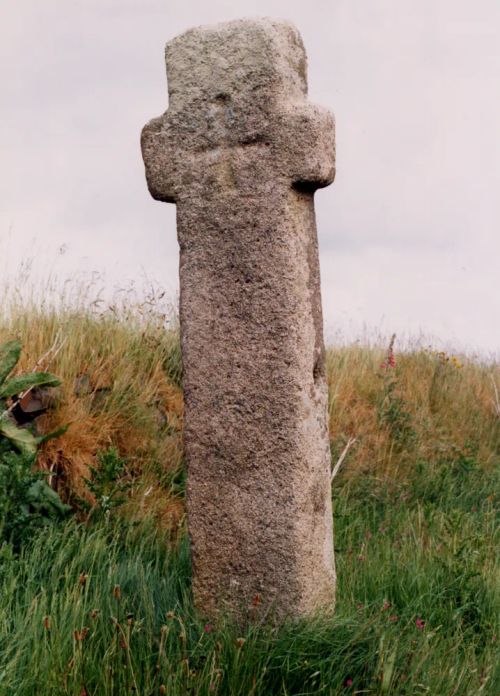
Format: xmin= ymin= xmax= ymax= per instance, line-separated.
xmin=142 ymin=18 xmax=336 ymax=623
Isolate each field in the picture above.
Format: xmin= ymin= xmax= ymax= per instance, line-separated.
xmin=0 ymin=293 xmax=498 ymax=695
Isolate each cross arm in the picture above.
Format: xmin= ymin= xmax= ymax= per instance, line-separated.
xmin=141 ymin=115 xmax=178 ymax=203
xmin=277 ymin=104 xmax=335 ymax=192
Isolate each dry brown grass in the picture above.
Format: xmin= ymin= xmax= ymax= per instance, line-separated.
xmin=327 ymin=342 xmax=499 ymax=480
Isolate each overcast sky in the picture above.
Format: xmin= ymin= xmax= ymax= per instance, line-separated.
xmin=1 ymin=0 xmax=499 ymax=354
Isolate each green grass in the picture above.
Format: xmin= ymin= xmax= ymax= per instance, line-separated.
xmin=0 ymin=454 xmax=498 ymax=695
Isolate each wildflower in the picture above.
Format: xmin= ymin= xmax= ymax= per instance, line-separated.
xmin=389 ymin=615 xmax=398 ymax=623
xmin=43 ymin=616 xmax=51 ymax=631
xmin=235 ymin=637 xmax=246 ymax=648
xmin=79 ymin=573 xmax=88 ymax=587
xmin=204 ymin=623 xmax=213 ymax=634
xmin=381 ymin=333 xmax=397 ymax=371
xmin=382 ymin=601 xmax=391 ymax=611
xmin=209 ymin=683 xmax=216 ymax=692
xmin=89 ymin=609 xmax=99 ymax=620
xmin=344 ymin=677 xmax=353 ymax=687
xmin=415 ymin=617 xmax=425 ymax=630
xmin=113 ymin=585 xmax=121 ymax=600
xmin=120 ymin=639 xmax=127 ymax=650
xmin=166 ymin=611 xmax=175 ymax=620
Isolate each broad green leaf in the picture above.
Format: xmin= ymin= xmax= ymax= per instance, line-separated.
xmin=0 ymin=372 xmax=61 ymax=399
xmin=35 ymin=424 xmax=69 ymax=445
xmin=0 ymin=417 xmax=37 ymax=456
xmin=0 ymin=340 xmax=21 ymax=386
xmin=26 ymin=480 xmax=72 ymax=517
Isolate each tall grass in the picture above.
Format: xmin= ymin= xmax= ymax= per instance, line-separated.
xmin=0 ymin=457 xmax=498 ymax=695
xmin=326 ymin=343 xmax=499 ymax=479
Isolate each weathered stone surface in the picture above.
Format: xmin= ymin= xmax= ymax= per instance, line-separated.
xmin=142 ymin=18 xmax=336 ymax=623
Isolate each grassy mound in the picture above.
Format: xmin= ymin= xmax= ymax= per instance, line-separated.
xmin=1 ymin=300 xmax=498 ymax=517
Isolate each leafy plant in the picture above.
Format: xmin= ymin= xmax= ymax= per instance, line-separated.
xmin=0 ymin=448 xmax=71 ymax=550
xmin=0 ymin=339 xmax=62 ymax=456
xmin=377 ymin=335 xmax=416 ymax=450
xmin=83 ymin=447 xmax=131 ymax=520
xmin=0 ymin=338 xmax=71 ymax=549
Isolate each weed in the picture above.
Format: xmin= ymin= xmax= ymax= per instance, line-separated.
xmin=81 ymin=447 xmax=131 ymax=521
xmin=377 ymin=335 xmax=416 ymax=451
xmin=0 ymin=339 xmax=70 ymax=549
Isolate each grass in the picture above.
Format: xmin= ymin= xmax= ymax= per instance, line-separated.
xmin=0 ymin=459 xmax=498 ymax=695
xmin=0 ymin=289 xmax=499 ymax=694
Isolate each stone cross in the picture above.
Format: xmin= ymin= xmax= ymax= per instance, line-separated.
xmin=141 ymin=18 xmax=336 ymax=623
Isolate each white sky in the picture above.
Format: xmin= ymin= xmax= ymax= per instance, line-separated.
xmin=1 ymin=0 xmax=499 ymax=354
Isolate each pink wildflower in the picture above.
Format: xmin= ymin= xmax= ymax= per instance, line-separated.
xmin=415 ymin=617 xmax=425 ymax=630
